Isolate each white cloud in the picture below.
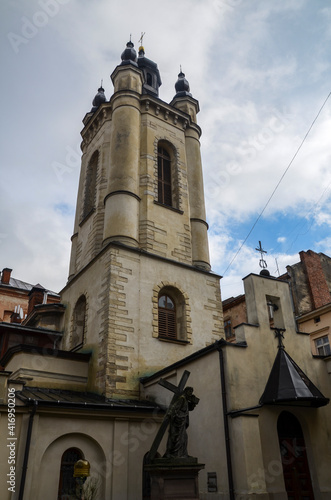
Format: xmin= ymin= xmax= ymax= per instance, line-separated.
xmin=1 ymin=0 xmax=331 ymax=297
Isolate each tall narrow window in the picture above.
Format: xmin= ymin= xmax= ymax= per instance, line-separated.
xmin=157 ymin=147 xmax=172 ymax=206
xmin=72 ymin=295 xmax=86 ymax=348
xmin=224 ymin=318 xmax=234 ymax=340
xmin=158 ymin=294 xmax=177 ymax=340
xmin=58 ymin=447 xmax=83 ymax=500
xmin=82 ymin=151 xmax=99 ymax=219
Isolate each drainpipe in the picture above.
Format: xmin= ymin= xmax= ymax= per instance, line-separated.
xmin=218 ymin=347 xmax=235 ymax=500
xmin=18 ymin=401 xmax=37 ymax=500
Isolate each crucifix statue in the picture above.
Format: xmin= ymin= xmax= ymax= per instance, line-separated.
xmin=147 ymin=370 xmax=199 ymax=462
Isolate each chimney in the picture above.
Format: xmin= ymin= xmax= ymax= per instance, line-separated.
xmin=28 ymin=284 xmax=45 ymax=316
xmin=300 ymin=250 xmax=331 ymax=310
xmin=1 ymin=268 xmax=12 ymax=285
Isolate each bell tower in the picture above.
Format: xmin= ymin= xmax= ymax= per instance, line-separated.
xmin=61 ymin=40 xmax=223 ymax=399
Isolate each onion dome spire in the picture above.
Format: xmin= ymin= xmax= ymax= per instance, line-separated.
xmin=121 ymin=38 xmax=138 ymax=66
xmin=91 ymin=83 xmax=106 ymax=112
xmin=174 ymin=67 xmax=192 ymax=98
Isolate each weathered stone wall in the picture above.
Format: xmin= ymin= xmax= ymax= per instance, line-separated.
xmin=61 ymin=243 xmax=223 ymax=399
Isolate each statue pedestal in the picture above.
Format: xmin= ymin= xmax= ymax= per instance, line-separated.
xmin=145 ymin=458 xmax=204 ymax=500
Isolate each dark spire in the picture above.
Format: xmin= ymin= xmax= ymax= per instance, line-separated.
xmin=121 ymin=39 xmax=138 ymax=66
xmin=174 ymin=69 xmax=192 ymax=98
xmin=91 ymin=85 xmax=106 ymax=113
xmin=260 ymin=334 xmax=329 ymax=408
xmin=137 ymin=45 xmax=161 ymax=97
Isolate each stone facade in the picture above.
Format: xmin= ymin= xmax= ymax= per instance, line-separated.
xmin=61 ymin=43 xmax=223 ymax=399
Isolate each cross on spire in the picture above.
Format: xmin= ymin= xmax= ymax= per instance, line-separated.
xmin=274 ymin=328 xmax=286 ymax=349
xmin=147 ymin=370 xmax=190 ymax=461
xmin=139 ymin=31 xmax=145 ymax=47
xmin=255 ymin=240 xmax=268 ymax=269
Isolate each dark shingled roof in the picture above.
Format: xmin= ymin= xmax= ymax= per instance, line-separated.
xmin=260 ymin=347 xmax=329 ymax=408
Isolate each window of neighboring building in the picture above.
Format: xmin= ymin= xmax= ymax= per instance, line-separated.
xmin=224 ymin=318 xmax=233 ymax=340
xmin=72 ymin=295 xmax=86 ymax=348
xmin=82 ymin=150 xmax=99 ymax=220
xmin=158 ymin=294 xmax=177 ymax=340
xmin=57 ymin=447 xmax=83 ymax=500
xmin=157 ymin=146 xmax=172 ymax=207
xmin=314 ymin=335 xmax=331 ymax=356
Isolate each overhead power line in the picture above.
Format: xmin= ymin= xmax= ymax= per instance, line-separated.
xmin=222 ymin=92 xmax=331 ymax=276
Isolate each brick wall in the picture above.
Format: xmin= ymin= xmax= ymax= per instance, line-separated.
xmin=300 ymin=250 xmax=331 ymax=310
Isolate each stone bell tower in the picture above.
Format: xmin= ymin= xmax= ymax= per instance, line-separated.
xmin=61 ymin=40 xmax=223 ymax=399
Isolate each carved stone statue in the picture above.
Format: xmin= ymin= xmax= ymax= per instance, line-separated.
xmin=164 ymin=386 xmax=199 ymax=459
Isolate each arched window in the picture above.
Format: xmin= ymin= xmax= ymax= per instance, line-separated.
xmin=146 ymin=72 xmax=153 ymax=86
xmin=57 ymin=447 xmax=83 ymax=500
xmin=158 ymin=294 xmax=177 ymax=340
xmin=82 ymin=151 xmax=99 ymax=220
xmin=157 ymin=146 xmax=172 ymax=206
xmin=277 ymin=412 xmax=314 ymax=499
xmin=72 ymin=295 xmax=86 ymax=348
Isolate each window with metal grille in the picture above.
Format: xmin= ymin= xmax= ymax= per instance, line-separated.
xmin=157 ymin=147 xmax=172 ymax=206
xmin=82 ymin=150 xmax=99 ymax=220
xmin=315 ymin=335 xmax=331 ymax=356
xmin=57 ymin=447 xmax=83 ymax=500
xmin=158 ymin=294 xmax=177 ymax=339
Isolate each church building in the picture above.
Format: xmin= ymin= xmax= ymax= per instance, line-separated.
xmin=0 ymin=40 xmax=330 ymax=500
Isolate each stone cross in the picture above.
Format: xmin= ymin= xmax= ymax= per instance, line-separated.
xmin=147 ymin=370 xmax=190 ymax=461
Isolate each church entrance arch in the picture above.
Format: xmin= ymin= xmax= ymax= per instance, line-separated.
xmin=277 ymin=411 xmax=314 ymax=500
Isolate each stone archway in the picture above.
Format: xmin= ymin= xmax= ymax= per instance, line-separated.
xmin=36 ymin=432 xmax=106 ymax=500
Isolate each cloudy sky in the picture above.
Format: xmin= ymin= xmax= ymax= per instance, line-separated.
xmin=1 ymin=0 xmax=331 ymax=299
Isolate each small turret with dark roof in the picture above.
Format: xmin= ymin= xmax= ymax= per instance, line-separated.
xmin=137 ymin=45 xmax=161 ymax=97
xmin=121 ymin=40 xmax=138 ymax=66
xmin=174 ymin=69 xmax=192 ymax=98
xmin=91 ymin=86 xmax=106 ymax=112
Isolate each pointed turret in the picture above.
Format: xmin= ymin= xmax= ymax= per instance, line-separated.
xmin=91 ymin=85 xmax=106 ymax=112
xmin=120 ymin=39 xmax=138 ymax=66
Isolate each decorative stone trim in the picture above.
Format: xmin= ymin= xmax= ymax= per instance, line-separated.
xmin=81 ymin=104 xmax=112 ymax=148
xmin=152 ymin=282 xmax=192 ymax=343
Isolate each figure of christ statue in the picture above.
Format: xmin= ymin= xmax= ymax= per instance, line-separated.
xmin=164 ymin=386 xmax=199 ymax=459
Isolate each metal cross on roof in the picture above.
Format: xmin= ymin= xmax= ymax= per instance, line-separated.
xmin=255 ymin=240 xmax=268 ymax=269
xmin=147 ymin=370 xmax=190 ymax=462
xmin=139 ymin=32 xmax=145 ymax=46
xmin=274 ymin=328 xmax=286 ymax=349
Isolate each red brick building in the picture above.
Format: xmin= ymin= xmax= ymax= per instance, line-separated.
xmin=0 ymin=267 xmax=60 ymax=323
